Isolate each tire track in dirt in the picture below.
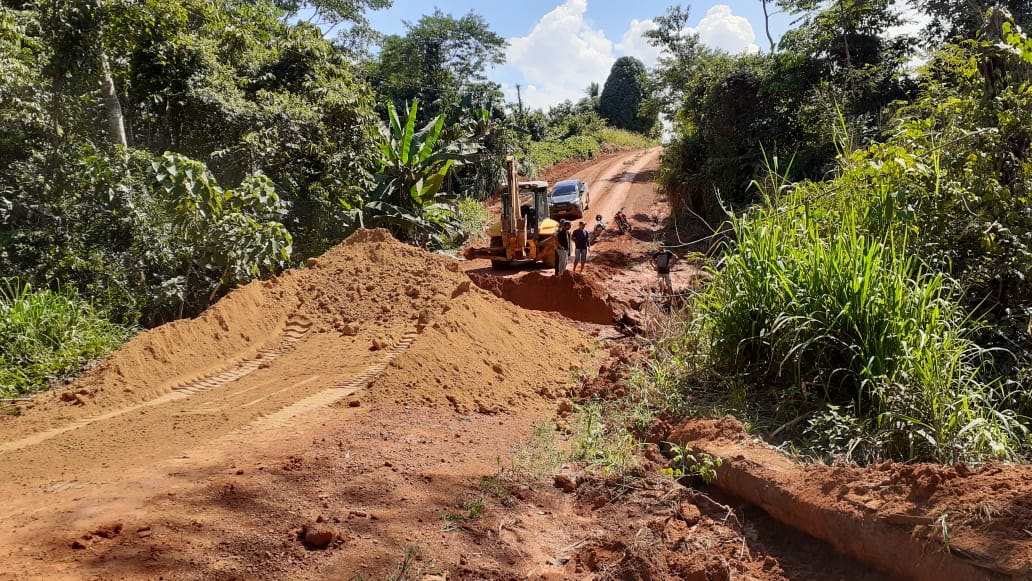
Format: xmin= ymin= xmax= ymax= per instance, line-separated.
xmin=0 ymin=316 xmax=312 ymax=455
xmin=232 ymin=330 xmax=419 ymax=434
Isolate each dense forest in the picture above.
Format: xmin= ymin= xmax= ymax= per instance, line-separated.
xmin=2 ymin=0 xmax=1032 ymax=464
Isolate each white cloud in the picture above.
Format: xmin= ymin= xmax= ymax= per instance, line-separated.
xmin=613 ymin=4 xmax=758 ymax=71
xmin=504 ymin=0 xmax=615 ymax=110
xmin=500 ymin=2 xmax=761 ymax=110
xmin=692 ymin=5 xmax=759 ymax=55
xmin=888 ymin=1 xmax=931 ymax=39
xmin=616 ymin=19 xmax=662 ymax=67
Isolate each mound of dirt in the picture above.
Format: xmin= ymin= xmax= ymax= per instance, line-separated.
xmin=467 ymin=270 xmax=617 ymax=324
xmin=5 ymin=229 xmax=589 ymax=434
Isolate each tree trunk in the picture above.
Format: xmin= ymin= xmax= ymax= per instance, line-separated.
xmin=762 ymin=0 xmax=775 ymax=53
xmin=98 ymin=50 xmax=127 ymax=147
xmin=838 ymin=0 xmax=852 ymax=68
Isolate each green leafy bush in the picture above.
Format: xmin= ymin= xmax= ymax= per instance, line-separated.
xmin=0 ymin=280 xmax=131 ymax=397
xmin=596 ymin=128 xmax=658 ymax=150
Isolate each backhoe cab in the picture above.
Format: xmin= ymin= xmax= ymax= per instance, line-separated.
xmin=463 ymin=156 xmax=560 ymax=269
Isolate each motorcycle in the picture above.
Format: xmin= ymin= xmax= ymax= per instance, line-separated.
xmin=588 ymin=213 xmax=606 ymax=245
xmin=614 ymin=208 xmax=631 ymax=234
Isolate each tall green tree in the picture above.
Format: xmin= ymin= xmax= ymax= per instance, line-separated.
xmin=909 ymin=0 xmax=1032 ymax=45
xmin=598 ymin=56 xmax=656 ymax=134
xmin=365 ymin=9 xmax=506 ymax=124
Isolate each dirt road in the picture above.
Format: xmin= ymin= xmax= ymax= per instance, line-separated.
xmin=1 ymin=148 xmax=1027 ymax=580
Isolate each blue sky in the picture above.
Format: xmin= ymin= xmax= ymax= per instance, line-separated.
xmin=365 ymin=1 xmax=797 ymax=110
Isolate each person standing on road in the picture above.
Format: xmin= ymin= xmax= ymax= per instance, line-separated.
xmin=572 ymin=220 xmax=590 ymax=273
xmin=554 ymin=220 xmax=571 ymax=276
xmin=651 ymin=243 xmax=678 ymax=295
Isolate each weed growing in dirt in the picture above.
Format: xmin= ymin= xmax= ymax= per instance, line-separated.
xmin=661 ymin=443 xmax=723 ymax=485
xmin=569 ymin=365 xmax=599 ymax=387
xmin=569 ymin=401 xmax=641 ymax=476
xmin=442 ymin=495 xmax=487 ymax=532
xmin=933 ymin=512 xmax=952 ymax=553
xmin=504 ymin=420 xmax=565 ymax=482
xmin=368 ymin=543 xmax=443 ymax=581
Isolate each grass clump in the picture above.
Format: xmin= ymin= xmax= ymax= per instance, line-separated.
xmin=568 ymin=400 xmax=642 ymax=476
xmin=692 ymin=188 xmax=1028 ymax=463
xmin=0 ymin=280 xmax=132 ymax=398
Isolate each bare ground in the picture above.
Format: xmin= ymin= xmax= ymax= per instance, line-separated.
xmin=0 ymin=149 xmax=1029 ymax=580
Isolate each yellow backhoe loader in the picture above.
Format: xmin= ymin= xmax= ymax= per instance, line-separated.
xmin=464 ymin=156 xmax=560 ymax=269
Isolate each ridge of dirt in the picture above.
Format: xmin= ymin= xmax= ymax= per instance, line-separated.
xmin=354 ymin=286 xmax=589 ymax=414
xmin=670 ymin=417 xmax=1032 ymax=579
xmin=0 ymin=229 xmax=588 ymax=478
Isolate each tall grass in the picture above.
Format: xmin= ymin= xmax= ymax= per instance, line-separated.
xmin=0 ymin=280 xmax=132 ymax=398
xmin=696 ymin=192 xmax=1027 ymax=463
xmin=526 ymin=135 xmax=601 ymax=176
xmin=595 ymin=128 xmax=658 ymax=150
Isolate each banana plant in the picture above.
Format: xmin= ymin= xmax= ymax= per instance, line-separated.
xmin=358 ymin=99 xmax=480 ymax=247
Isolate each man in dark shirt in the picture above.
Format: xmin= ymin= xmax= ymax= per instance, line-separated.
xmin=651 ymin=243 xmax=678 ymax=294
xmin=572 ymin=220 xmax=590 ymax=272
xmin=555 ymin=220 xmax=571 ymax=275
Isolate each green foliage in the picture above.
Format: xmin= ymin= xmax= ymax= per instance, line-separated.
xmin=525 ymin=135 xmax=600 ymax=177
xmin=698 ymin=190 xmax=1026 ymax=462
xmin=365 ymin=8 xmax=506 ymax=124
xmin=1 ymin=0 xmax=381 ymax=327
xmin=568 ymin=401 xmax=641 ymax=475
xmin=651 ymin=0 xmax=915 ymax=223
xmin=915 ymin=1 xmax=1031 ymax=46
xmin=154 ymin=152 xmax=293 ymax=293
xmin=0 ymin=280 xmax=132 ymax=397
xmin=596 ymin=128 xmax=659 ymax=150
xmin=445 ymin=196 xmax=489 ymax=248
xmin=357 ymin=99 xmax=479 ymax=247
xmin=598 ymin=56 xmax=656 ymax=134
xmin=660 ymin=443 xmax=723 ymax=484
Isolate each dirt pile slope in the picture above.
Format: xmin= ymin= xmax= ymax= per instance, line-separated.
xmin=2 ymin=229 xmax=588 ymax=438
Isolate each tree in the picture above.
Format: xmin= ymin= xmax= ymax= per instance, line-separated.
xmin=365 ymin=9 xmax=506 ymax=123
xmin=644 ymin=4 xmax=704 ymax=119
xmin=909 ymin=0 xmax=1032 ymax=46
xmin=354 ymin=99 xmax=480 ymax=247
xmin=598 ymin=56 xmax=656 ymax=134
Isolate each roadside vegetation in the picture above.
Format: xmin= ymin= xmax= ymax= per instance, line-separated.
xmin=646 ymin=5 xmax=1032 ymax=464
xmin=4 ymin=0 xmax=1028 ymax=470
xmin=0 ymin=281 xmax=131 ymax=398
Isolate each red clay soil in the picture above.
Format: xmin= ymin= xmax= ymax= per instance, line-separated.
xmin=669 ymin=417 xmax=1032 ymax=580
xmin=467 ymin=270 xmax=617 ymax=325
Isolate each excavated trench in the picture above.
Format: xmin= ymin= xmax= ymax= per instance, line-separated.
xmin=466 ymin=270 xmax=618 ymax=324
